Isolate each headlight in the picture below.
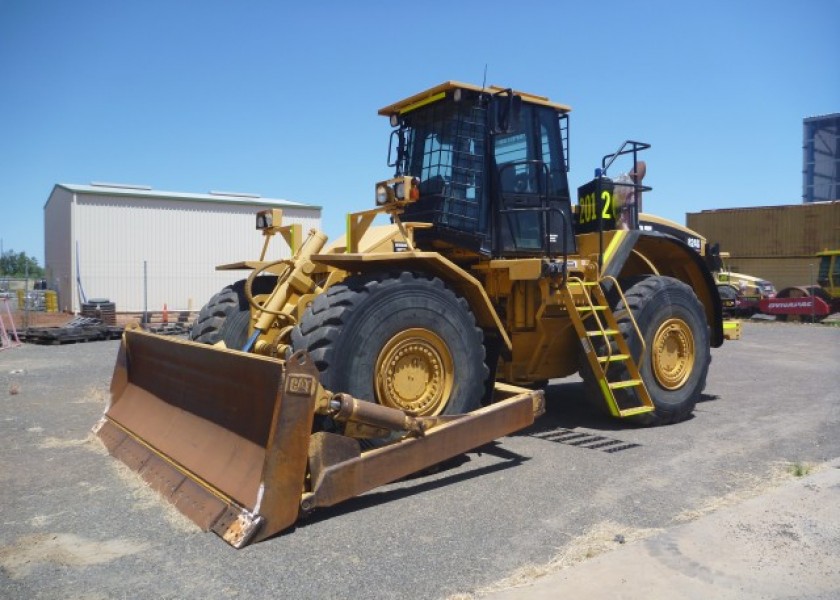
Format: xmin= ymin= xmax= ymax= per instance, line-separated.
xmin=376 ymin=185 xmax=390 ymax=206
xmin=256 ymin=210 xmax=273 ymax=229
xmin=394 ymin=181 xmax=405 ymax=200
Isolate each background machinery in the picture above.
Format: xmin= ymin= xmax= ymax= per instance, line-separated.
xmin=637 ymin=212 xmax=837 ymax=322
xmin=96 ymin=81 xmax=725 ymax=547
xmin=758 ymin=249 xmax=840 ymax=321
xmin=707 ymin=248 xmax=776 ymax=316
xmin=636 ymin=214 xmax=774 ymax=318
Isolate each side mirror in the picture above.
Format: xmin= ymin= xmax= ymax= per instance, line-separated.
xmin=490 ymin=92 xmax=522 ymax=134
xmin=387 ymin=128 xmax=405 ymax=171
xmin=706 ymin=243 xmax=723 ymax=272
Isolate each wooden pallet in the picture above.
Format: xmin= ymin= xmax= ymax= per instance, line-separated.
xmin=123 ymin=311 xmax=196 ymax=326
xmin=22 ymin=318 xmax=192 ymax=345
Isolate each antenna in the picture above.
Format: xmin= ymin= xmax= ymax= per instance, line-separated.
xmin=481 ymin=64 xmax=488 ymax=93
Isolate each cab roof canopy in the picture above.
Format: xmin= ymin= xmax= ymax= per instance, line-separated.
xmin=377 ymin=80 xmax=572 ymax=117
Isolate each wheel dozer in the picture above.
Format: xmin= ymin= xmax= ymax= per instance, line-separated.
xmin=95 ymin=81 xmax=725 ymax=548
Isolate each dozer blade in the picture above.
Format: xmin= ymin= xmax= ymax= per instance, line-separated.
xmin=95 ymin=328 xmax=546 ymax=549
xmin=94 ymin=327 xmax=319 ymax=548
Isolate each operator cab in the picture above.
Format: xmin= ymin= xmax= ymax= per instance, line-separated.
xmin=379 ymin=82 xmax=575 ymax=259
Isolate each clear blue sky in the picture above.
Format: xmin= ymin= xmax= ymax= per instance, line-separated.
xmin=2 ymin=0 xmax=838 ymax=265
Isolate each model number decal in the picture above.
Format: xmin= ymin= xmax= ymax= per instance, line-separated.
xmin=578 ymin=190 xmax=613 ymax=225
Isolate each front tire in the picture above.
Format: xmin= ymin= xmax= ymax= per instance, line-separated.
xmin=619 ymin=276 xmax=710 ymax=425
xmin=580 ymin=276 xmax=710 ymax=425
xmin=189 ymin=277 xmax=277 ymax=349
xmin=291 ymin=271 xmax=488 ymax=417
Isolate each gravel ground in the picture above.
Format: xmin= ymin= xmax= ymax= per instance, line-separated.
xmin=0 ymin=320 xmax=839 ymax=599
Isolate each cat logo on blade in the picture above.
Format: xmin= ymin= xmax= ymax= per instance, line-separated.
xmin=286 ymin=375 xmax=313 ymax=394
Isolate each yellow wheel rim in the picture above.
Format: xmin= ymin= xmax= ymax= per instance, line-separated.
xmin=651 ymin=318 xmax=695 ymax=390
xmin=375 ymin=328 xmax=454 ymax=417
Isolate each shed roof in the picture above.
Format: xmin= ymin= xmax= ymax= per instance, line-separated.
xmin=50 ymin=183 xmax=321 ymax=210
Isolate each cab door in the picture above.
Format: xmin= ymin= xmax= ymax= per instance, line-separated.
xmin=491 ymin=102 xmax=574 ymax=258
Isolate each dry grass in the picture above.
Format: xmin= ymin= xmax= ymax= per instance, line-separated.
xmin=449 ymin=460 xmax=827 ymax=599
xmin=788 ymin=461 xmax=814 ymax=477
xmin=449 ymin=520 xmax=663 ymax=599
xmin=0 ymin=533 xmax=149 ymax=580
xmin=74 ymin=430 xmax=198 ymax=533
xmin=673 ymin=461 xmax=821 ymax=523
xmin=82 ymin=431 xmax=110 ymax=455
xmin=39 ymin=436 xmax=91 ymax=449
xmin=72 ymin=385 xmax=109 ymax=405
xmin=109 ymin=460 xmax=200 ymax=534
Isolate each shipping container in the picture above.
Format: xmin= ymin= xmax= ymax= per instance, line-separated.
xmin=722 ymin=257 xmax=822 ymax=291
xmin=687 ymin=202 xmax=840 ymax=259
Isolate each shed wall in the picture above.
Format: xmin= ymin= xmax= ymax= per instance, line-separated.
xmin=43 ymin=187 xmax=74 ymax=311
xmin=53 ymin=192 xmax=319 ymax=313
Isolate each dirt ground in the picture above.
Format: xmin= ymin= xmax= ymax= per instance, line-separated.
xmin=1 ymin=321 xmax=838 ymax=600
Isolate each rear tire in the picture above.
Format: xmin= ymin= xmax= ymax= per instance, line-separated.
xmin=189 ymin=277 xmax=277 ymax=349
xmin=291 ymin=271 xmax=488 ymax=418
xmin=580 ymin=276 xmax=710 ymax=426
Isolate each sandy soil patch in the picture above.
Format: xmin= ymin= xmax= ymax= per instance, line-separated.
xmin=0 ymin=533 xmax=149 ymax=579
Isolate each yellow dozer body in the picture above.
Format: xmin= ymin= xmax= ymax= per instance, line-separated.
xmin=96 ymin=81 xmax=725 ymax=547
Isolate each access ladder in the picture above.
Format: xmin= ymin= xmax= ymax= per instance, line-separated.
xmin=561 ymin=276 xmax=654 ymax=417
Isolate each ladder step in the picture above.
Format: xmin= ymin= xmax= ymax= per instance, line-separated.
xmin=569 ymin=280 xmax=600 ymax=287
xmin=618 ymin=405 xmax=655 ymax=417
xmin=598 ymin=354 xmax=629 ymax=363
xmin=587 ymin=329 xmax=619 ymax=337
xmin=608 ymin=379 xmax=642 ymax=390
xmin=576 ymin=306 xmax=607 ymax=312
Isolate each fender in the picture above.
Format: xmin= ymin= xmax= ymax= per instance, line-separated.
xmin=601 ymin=230 xmax=724 ymax=347
xmin=310 ymin=250 xmax=513 ymax=353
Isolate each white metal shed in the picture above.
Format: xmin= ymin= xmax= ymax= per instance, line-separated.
xmin=44 ymin=183 xmax=321 ymax=314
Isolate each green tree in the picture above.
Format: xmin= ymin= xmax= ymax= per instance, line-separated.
xmin=0 ymin=249 xmax=45 ymax=278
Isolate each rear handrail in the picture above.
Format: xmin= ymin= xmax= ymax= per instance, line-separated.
xmin=595 ymin=140 xmax=652 ymax=265
xmin=601 ymin=140 xmax=650 ymax=175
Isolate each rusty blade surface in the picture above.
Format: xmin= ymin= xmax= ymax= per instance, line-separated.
xmin=96 ymin=329 xmax=318 ymax=547
xmin=95 ymin=418 xmax=231 ymax=529
xmin=105 ymin=329 xmax=284 ymax=509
